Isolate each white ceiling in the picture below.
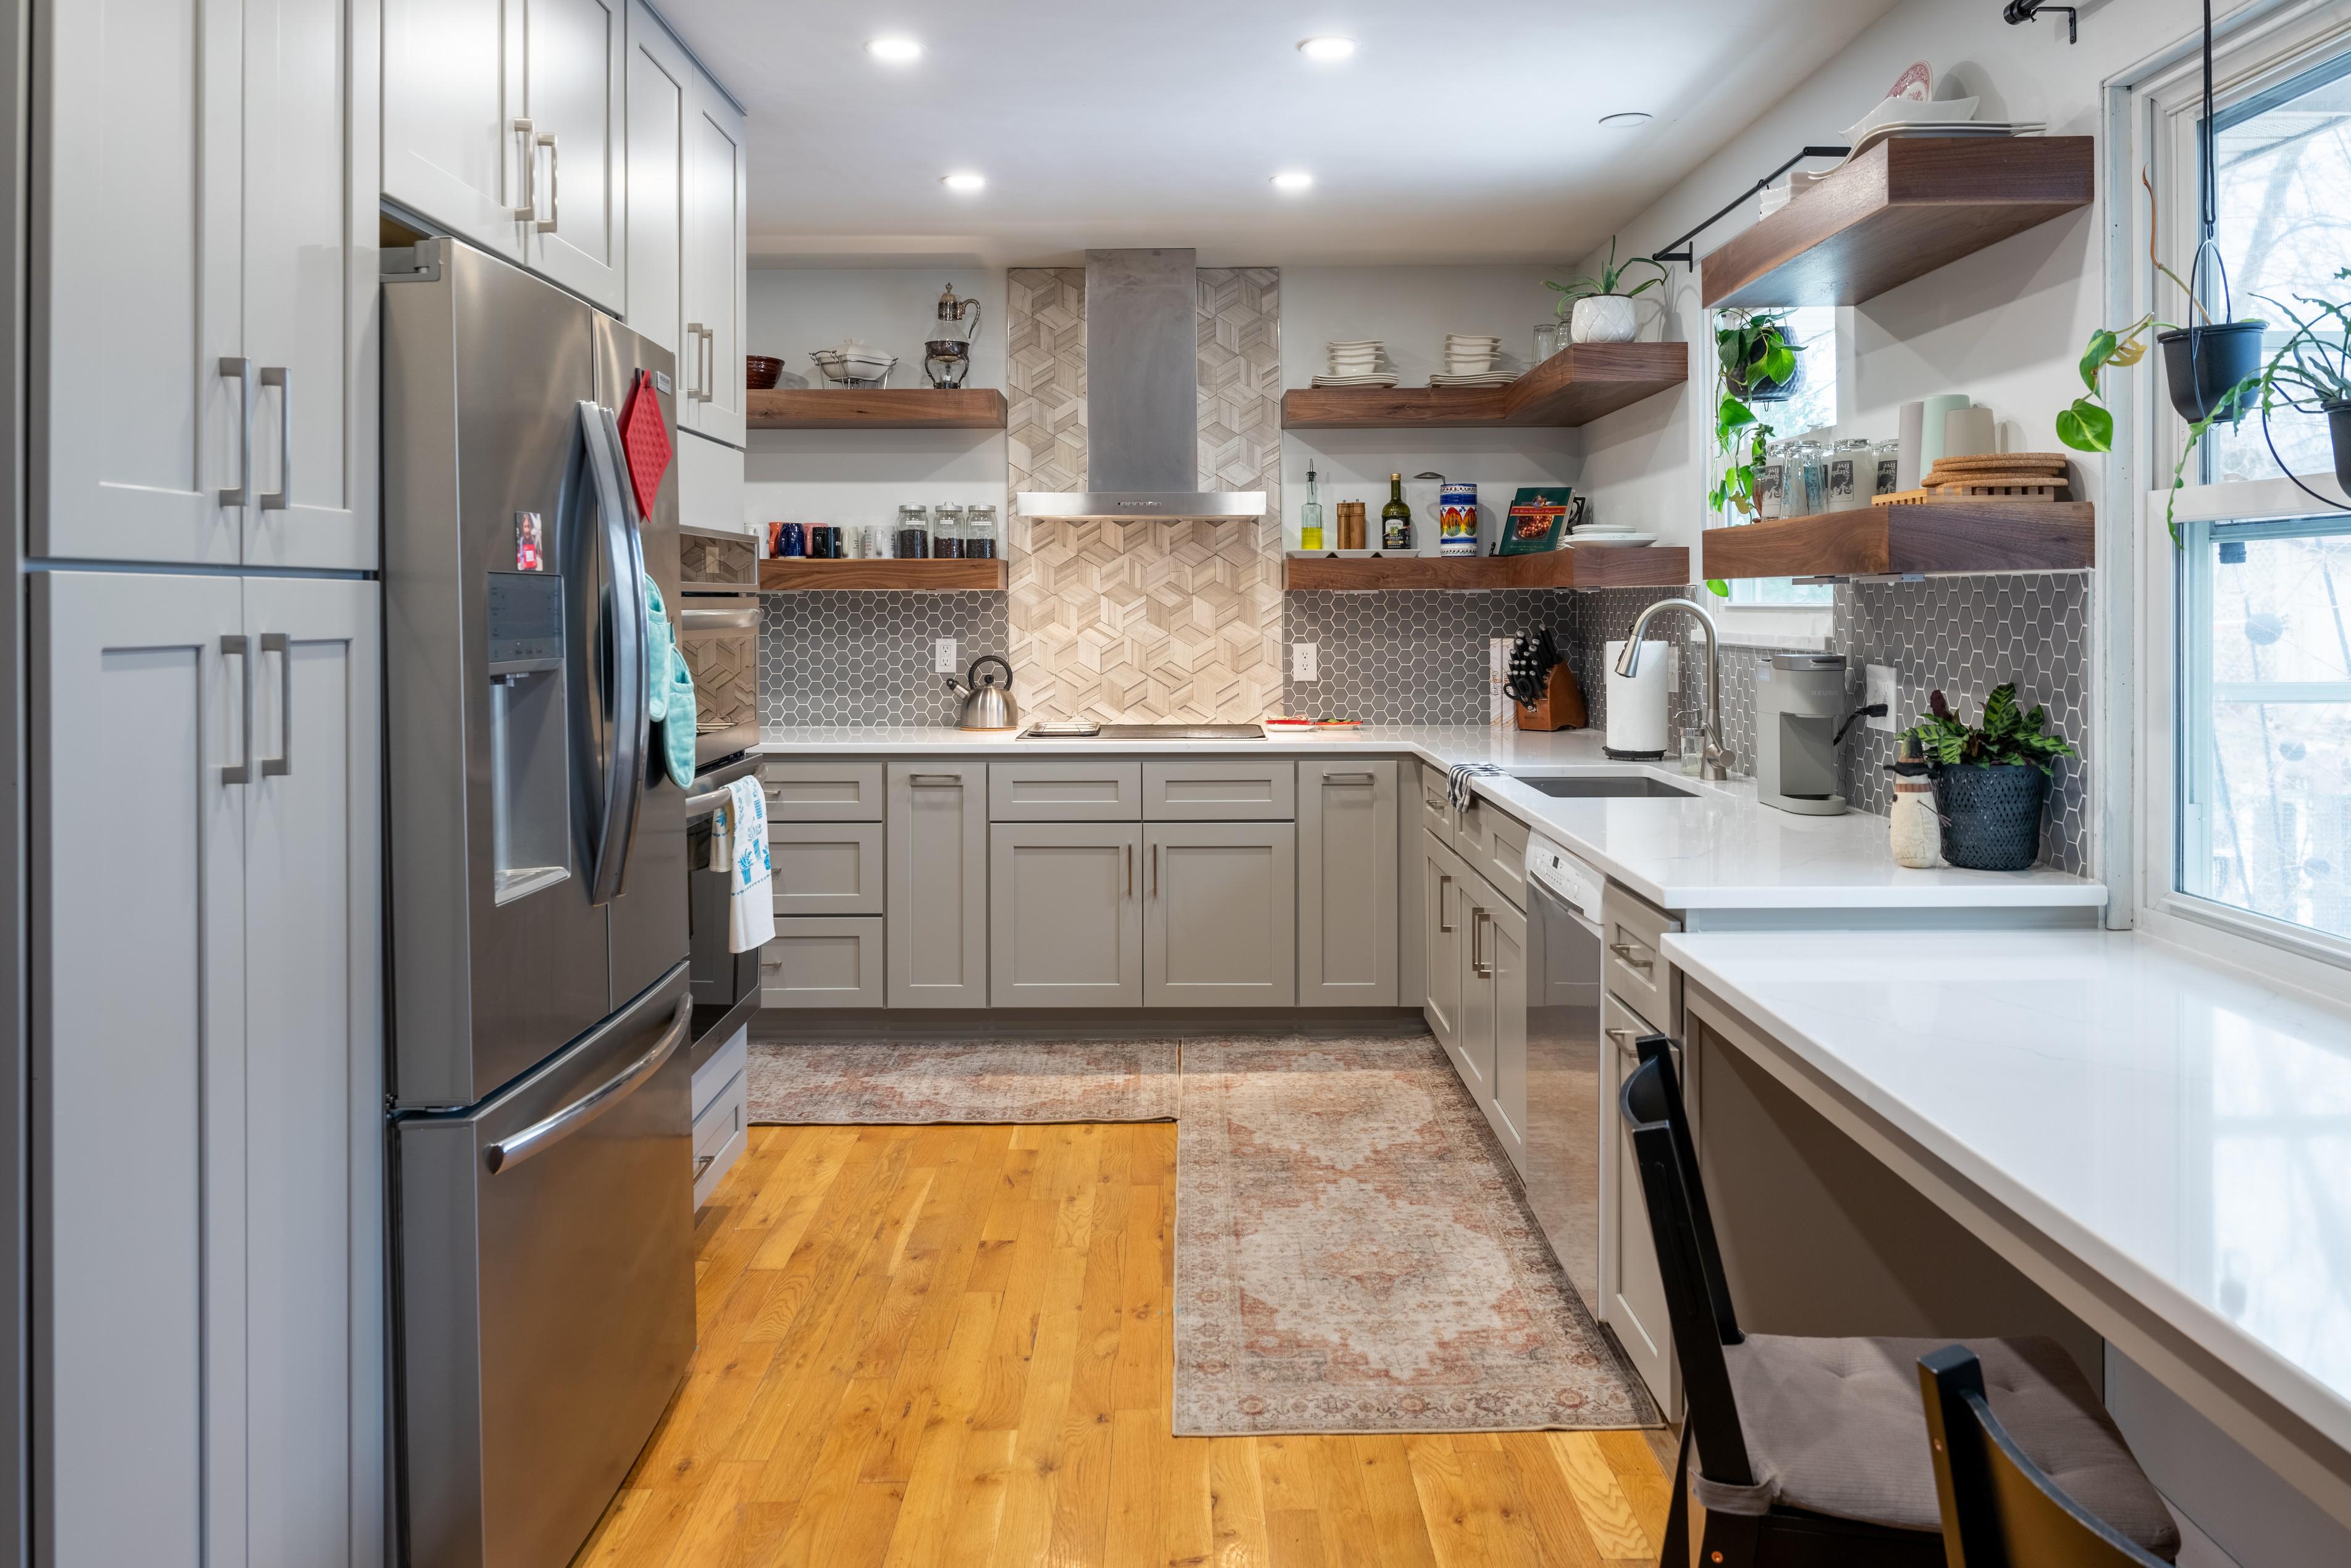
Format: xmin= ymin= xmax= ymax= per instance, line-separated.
xmin=656 ymin=0 xmax=1901 ymax=269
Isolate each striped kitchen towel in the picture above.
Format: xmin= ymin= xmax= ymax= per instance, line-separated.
xmin=1447 ymin=762 xmax=1507 ymax=814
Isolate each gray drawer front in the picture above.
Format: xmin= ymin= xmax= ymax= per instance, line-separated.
xmin=1420 ymin=764 xmax=1454 ymax=842
xmin=1603 ymin=882 xmax=1681 ymax=1031
xmin=988 ymin=761 xmax=1144 ymax=821
xmin=768 ymin=821 xmax=885 ymax=917
xmin=760 ymin=917 xmax=886 ymax=1008
xmin=762 ymin=760 xmax=885 ymax=822
xmin=1478 ymin=809 xmax=1530 ymax=909
xmin=1143 ymin=759 xmax=1297 ymax=821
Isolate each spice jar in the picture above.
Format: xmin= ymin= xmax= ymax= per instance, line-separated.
xmin=895 ymin=503 xmax=930 ymax=560
xmin=963 ymin=503 xmax=998 ymax=560
xmin=1827 ymin=437 xmax=1874 ymax=512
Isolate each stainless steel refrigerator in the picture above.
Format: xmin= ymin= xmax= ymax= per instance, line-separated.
xmin=381 ymin=236 xmax=694 ymax=1568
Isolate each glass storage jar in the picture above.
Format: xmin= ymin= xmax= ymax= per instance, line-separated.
xmin=1827 ymin=437 xmax=1874 ymax=511
xmin=1792 ymin=439 xmax=1828 ymax=517
xmin=931 ymin=503 xmax=966 ymax=560
xmin=962 ymin=503 xmax=999 ymax=560
xmin=1757 ymin=440 xmax=1789 ymax=520
xmin=1871 ymin=437 xmax=1902 ymax=498
xmin=894 ymin=503 xmax=930 ymax=560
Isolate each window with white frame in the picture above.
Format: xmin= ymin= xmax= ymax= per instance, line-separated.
xmin=2154 ymin=9 xmax=2351 ymax=957
xmin=1715 ymin=303 xmax=1836 ymax=611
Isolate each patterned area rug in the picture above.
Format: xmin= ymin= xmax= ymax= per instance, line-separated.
xmin=1174 ymin=1036 xmax=1659 ymax=1435
xmin=744 ymin=1039 xmax=1180 ymax=1124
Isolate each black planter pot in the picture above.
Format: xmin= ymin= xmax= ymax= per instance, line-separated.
xmin=1932 ymin=763 xmax=2050 ymax=872
xmin=2158 ymin=321 xmax=2267 ymax=424
xmin=2328 ymin=401 xmax=2351 ymax=496
xmin=1729 ymin=351 xmax=1802 ymax=405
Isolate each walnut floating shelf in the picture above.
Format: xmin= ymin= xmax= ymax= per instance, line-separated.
xmin=760 ymin=558 xmax=1008 ymax=592
xmin=1279 ymin=342 xmax=1688 ymax=430
xmin=745 ymin=387 xmax=1008 ymax=430
xmin=1283 ymin=546 xmax=1689 ymax=592
xmin=1703 ymin=136 xmax=2095 ymax=310
xmin=1701 ymin=500 xmax=2093 ymax=581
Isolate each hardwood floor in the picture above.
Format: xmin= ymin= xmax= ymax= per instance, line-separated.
xmin=574 ymin=1122 xmax=1672 ymax=1567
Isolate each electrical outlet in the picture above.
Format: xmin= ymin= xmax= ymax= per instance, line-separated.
xmin=1865 ymin=664 xmax=1898 ymax=731
xmin=934 ymin=638 xmax=959 ymax=674
xmin=1292 ymin=642 xmax=1319 ymax=682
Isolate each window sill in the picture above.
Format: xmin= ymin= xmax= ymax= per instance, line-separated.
xmin=1710 ymin=603 xmax=1835 ymax=651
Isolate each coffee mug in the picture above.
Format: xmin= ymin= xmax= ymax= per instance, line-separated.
xmin=776 ymin=522 xmax=807 ymax=558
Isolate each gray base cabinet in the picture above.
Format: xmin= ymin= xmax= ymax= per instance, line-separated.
xmin=1424 ymin=823 xmax=1529 ymax=1167
xmin=35 ymin=571 xmax=384 ymax=1567
xmin=1144 ymin=822 xmax=1296 ymax=1007
xmin=1602 ymin=991 xmax=1682 ymax=1413
xmin=1423 ymin=832 xmax=1465 ymax=1056
xmin=1298 ymin=761 xmax=1398 ymax=1004
xmin=760 ymin=917 xmax=886 ymax=1007
xmin=888 ymin=763 xmax=989 ymax=1007
xmin=989 ymin=822 xmax=1143 ymax=1006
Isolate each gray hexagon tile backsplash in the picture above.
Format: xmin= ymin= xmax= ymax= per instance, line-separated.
xmin=760 ymin=595 xmax=1014 ymax=728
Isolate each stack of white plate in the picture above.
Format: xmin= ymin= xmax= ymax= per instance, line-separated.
xmin=1311 ymin=339 xmax=1395 ymax=388
xmin=1430 ymin=332 xmax=1512 ymax=387
xmin=1570 ymin=526 xmax=1658 ymax=548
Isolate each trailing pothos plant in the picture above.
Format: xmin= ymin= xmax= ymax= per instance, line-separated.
xmin=1704 ymin=310 xmax=1801 ymax=596
xmin=1903 ymin=685 xmax=2077 ymax=774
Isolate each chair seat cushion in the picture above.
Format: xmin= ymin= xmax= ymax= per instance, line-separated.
xmin=1702 ymin=1333 xmax=2179 ymax=1558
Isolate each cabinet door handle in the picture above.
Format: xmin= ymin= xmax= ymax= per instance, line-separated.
xmin=1605 ymin=1026 xmax=1641 ymax=1059
xmin=1151 ymin=842 xmax=1159 ymax=899
xmin=685 ymin=322 xmax=706 ymax=401
xmin=534 ymin=131 xmax=559 ymax=232
xmin=259 ymin=632 xmax=292 ymax=776
xmin=217 ymin=357 xmax=254 ymax=508
xmin=258 ymin=366 xmax=290 ymax=511
xmin=1609 ymin=941 xmax=1655 ymax=975
xmin=701 ymin=325 xmax=717 ymax=404
xmin=1125 ymin=842 xmax=1132 ymax=897
xmin=511 ymin=117 xmax=537 ymax=220
xmin=1469 ymin=907 xmax=1488 ymax=978
xmin=220 ymin=635 xmax=253 ymax=784
xmin=1437 ymin=873 xmax=1452 ymax=932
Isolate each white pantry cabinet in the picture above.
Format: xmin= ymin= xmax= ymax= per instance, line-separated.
xmin=33 ymin=0 xmax=379 ymax=570
xmin=625 ymin=0 xmax=746 ymax=445
xmin=384 ymin=0 xmax=627 ymax=312
xmin=32 ymin=572 xmax=384 ymax=1568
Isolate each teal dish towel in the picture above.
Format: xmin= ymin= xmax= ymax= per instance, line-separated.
xmin=642 ymin=578 xmax=697 ymax=789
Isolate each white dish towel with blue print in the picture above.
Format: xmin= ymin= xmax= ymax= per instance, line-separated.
xmin=711 ymin=775 xmax=775 ymax=954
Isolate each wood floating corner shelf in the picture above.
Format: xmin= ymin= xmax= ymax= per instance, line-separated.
xmin=1279 ymin=342 xmax=1688 ymax=430
xmin=759 ymin=558 xmax=1009 ymax=592
xmin=1700 ymin=500 xmax=2094 ymax=582
xmin=744 ymin=387 xmax=1008 ymax=430
xmin=1282 ymin=545 xmax=1689 ymax=592
xmin=1703 ymin=135 xmax=2095 ymax=309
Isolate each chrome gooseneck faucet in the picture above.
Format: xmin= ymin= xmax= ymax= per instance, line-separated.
xmin=1613 ymin=598 xmax=1731 ymax=781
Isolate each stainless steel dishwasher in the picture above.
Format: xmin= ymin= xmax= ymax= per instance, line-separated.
xmin=1522 ymin=834 xmax=1608 ymax=1317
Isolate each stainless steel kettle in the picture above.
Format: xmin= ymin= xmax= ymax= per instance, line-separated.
xmin=945 ymin=654 xmax=1017 ymax=731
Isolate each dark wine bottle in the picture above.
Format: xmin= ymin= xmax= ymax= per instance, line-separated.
xmin=1380 ymin=472 xmax=1412 ymax=551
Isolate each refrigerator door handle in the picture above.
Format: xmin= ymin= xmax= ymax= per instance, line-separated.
xmin=483 ymin=994 xmax=691 ymax=1174
xmin=578 ymin=400 xmax=647 ymax=905
xmin=605 ymin=401 xmax=655 ymax=852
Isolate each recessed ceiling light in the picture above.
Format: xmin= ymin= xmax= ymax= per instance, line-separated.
xmin=1599 ymin=111 xmax=1654 ymax=128
xmin=1271 ymin=170 xmax=1314 ymax=192
xmin=1297 ymin=36 xmax=1356 ymax=62
xmin=866 ymin=35 xmax=922 ymax=63
xmin=941 ymin=172 xmax=986 ymax=193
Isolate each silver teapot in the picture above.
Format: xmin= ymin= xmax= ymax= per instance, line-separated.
xmin=923 ymin=282 xmax=983 ymax=389
xmin=944 ymin=654 xmax=1017 ymax=730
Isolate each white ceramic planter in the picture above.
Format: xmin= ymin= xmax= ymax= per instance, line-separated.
xmin=1570 ymin=295 xmax=1639 ymax=344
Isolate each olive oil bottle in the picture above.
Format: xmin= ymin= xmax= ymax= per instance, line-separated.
xmin=1380 ymin=472 xmax=1413 ymax=551
xmin=1300 ymin=467 xmax=1325 ymax=550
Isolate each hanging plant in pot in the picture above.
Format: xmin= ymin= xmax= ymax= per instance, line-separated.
xmin=1701 ymin=311 xmax=1804 ymax=597
xmin=1717 ymin=309 xmax=1803 ymax=403
xmin=2162 ymin=0 xmax=2269 ymax=423
xmin=1546 ymin=238 xmax=1669 ymax=345
xmin=1904 ymin=685 xmax=2077 ymax=872
xmin=2240 ymin=272 xmax=2351 ymax=508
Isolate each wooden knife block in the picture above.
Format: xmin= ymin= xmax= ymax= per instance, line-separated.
xmin=1514 ymin=664 xmax=1586 ymax=731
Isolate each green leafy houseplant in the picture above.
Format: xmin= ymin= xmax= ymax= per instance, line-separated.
xmin=1545 ymin=237 xmax=1669 ymax=313
xmin=1903 ymin=685 xmax=2076 ymax=773
xmin=1703 ymin=311 xmax=1801 ymax=596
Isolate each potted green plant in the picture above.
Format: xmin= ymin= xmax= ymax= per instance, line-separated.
xmin=1701 ymin=312 xmax=1804 ymax=597
xmin=2161 ymin=0 xmax=2270 ymax=422
xmin=2244 ymin=273 xmax=2351 ymax=506
xmin=1546 ymin=238 xmax=1669 ymax=345
xmin=1903 ymin=684 xmax=2076 ymax=871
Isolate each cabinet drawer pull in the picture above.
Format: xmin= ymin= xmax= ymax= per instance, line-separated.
xmin=909 ymin=773 xmax=962 ymax=786
xmin=1324 ymin=771 xmax=1376 ymax=784
xmin=1605 ymin=1027 xmax=1641 ymax=1059
xmin=694 ymin=1154 xmax=713 ymax=1178
xmin=218 ymin=357 xmax=254 ymax=508
xmin=1609 ymin=941 xmax=1655 ymax=975
xmin=511 ymin=117 xmax=537 ymax=220
xmin=1437 ymin=873 xmax=1452 ymax=932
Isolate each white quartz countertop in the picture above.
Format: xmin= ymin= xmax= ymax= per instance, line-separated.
xmin=755 ymin=726 xmax=2106 ymax=913
xmin=1663 ymin=927 xmax=2351 ymax=1464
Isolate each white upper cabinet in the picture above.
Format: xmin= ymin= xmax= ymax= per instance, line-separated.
xmin=35 ymin=0 xmax=377 ymax=569
xmin=626 ymin=0 xmax=744 ymax=445
xmin=519 ymin=0 xmax=626 ymax=311
xmin=382 ymin=0 xmax=528 ymax=262
xmin=385 ymin=0 xmax=627 ymax=312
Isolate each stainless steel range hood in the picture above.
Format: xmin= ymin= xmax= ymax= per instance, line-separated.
xmin=1014 ymin=248 xmax=1267 ymax=524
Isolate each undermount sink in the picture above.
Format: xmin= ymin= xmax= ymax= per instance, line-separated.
xmin=1512 ymin=773 xmax=1699 ymax=800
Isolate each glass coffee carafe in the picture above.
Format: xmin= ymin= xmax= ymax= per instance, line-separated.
xmin=923 ymin=283 xmax=983 ymax=388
